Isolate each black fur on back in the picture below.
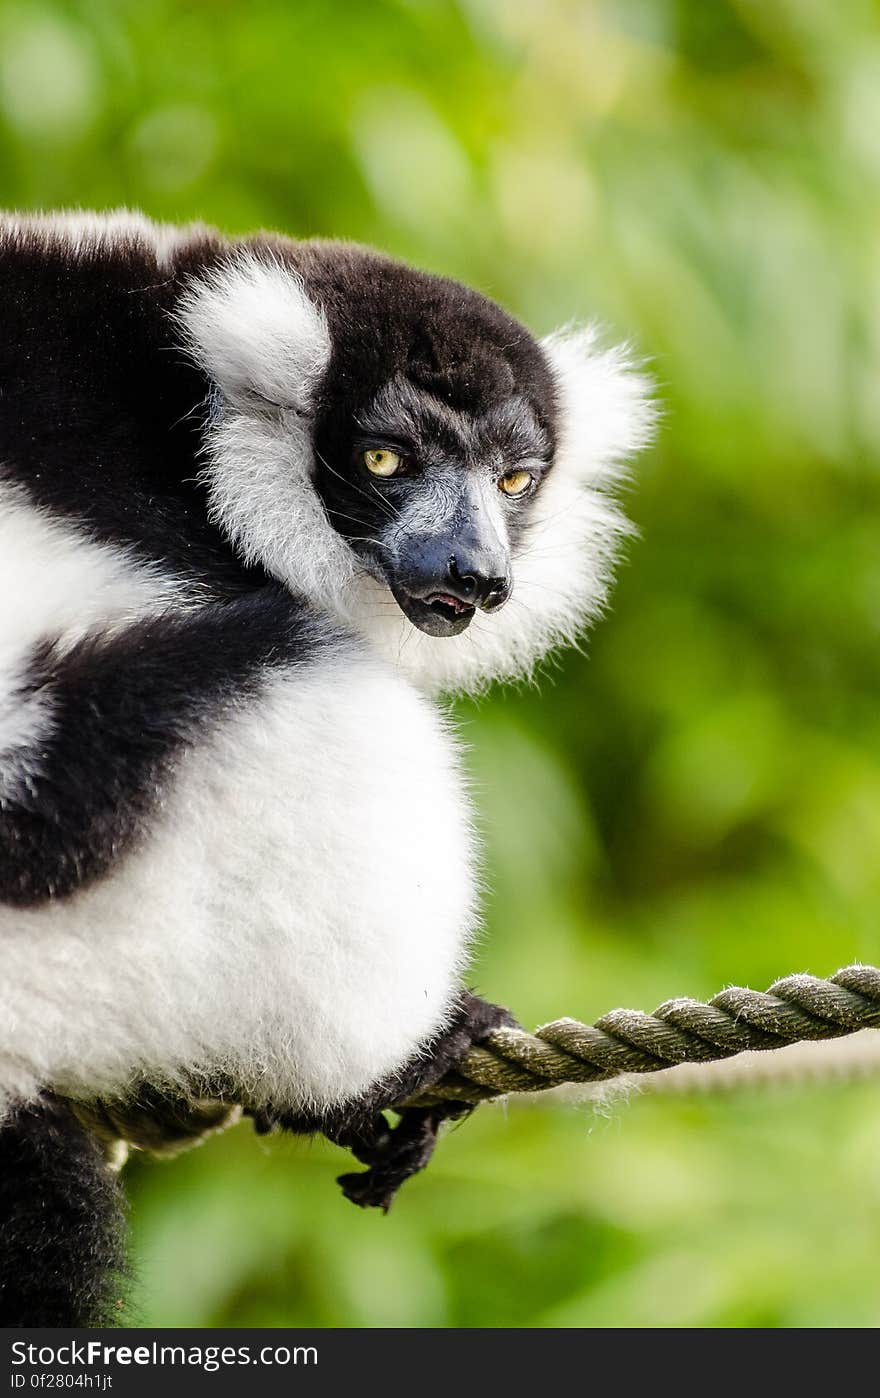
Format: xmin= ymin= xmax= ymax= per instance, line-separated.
xmin=0 ymin=1097 xmax=127 ymax=1326
xmin=0 ymin=223 xmax=252 ymax=585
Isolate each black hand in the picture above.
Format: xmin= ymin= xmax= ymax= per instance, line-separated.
xmin=256 ymin=991 xmax=517 ymax=1210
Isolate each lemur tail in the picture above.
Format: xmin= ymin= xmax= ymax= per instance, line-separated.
xmin=0 ymin=1096 xmax=128 ymax=1326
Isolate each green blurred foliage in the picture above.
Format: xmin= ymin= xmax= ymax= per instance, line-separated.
xmin=3 ymin=0 xmax=880 ymax=1328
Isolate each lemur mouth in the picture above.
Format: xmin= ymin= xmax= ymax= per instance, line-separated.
xmin=426 ymin=592 xmax=473 ymax=620
xmin=390 ymin=584 xmax=476 ymax=637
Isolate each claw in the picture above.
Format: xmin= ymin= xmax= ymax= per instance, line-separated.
xmin=334 ymin=1105 xmax=467 ymax=1211
xmin=336 ymin=1169 xmax=397 ymax=1212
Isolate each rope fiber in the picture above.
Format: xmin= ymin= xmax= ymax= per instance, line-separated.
xmin=400 ymin=964 xmax=880 ymax=1107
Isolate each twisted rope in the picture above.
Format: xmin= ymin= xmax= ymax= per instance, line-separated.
xmin=67 ymin=964 xmax=880 ymax=1157
xmin=401 ymin=964 xmax=880 ymax=1107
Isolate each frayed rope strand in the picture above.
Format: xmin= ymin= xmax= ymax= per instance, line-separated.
xmin=399 ymin=964 xmax=880 ymax=1107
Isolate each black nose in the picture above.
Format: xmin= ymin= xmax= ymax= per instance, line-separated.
xmin=447 ymin=555 xmax=510 ymax=611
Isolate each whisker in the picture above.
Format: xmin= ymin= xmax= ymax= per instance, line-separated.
xmin=324 ymin=506 xmax=372 ymax=529
xmin=339 ymin=534 xmax=395 ymax=555
xmin=514 ymin=578 xmax=575 ymax=601
xmin=324 ymin=509 xmax=397 ymax=556
xmin=315 ymin=448 xmax=399 ymax=521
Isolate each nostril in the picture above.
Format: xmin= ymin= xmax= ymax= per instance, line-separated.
xmin=483 ymin=577 xmax=510 ymax=611
xmin=448 ymin=556 xmax=478 ymax=600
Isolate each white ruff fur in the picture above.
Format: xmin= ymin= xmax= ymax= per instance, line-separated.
xmin=0 ymin=647 xmax=476 ymax=1114
xmin=182 ymin=258 xmax=655 ymax=692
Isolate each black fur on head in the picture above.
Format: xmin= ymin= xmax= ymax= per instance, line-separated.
xmin=289 ymin=243 xmax=559 ymax=636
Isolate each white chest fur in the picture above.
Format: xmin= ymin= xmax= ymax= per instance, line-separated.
xmin=0 ymin=649 xmax=477 ymax=1114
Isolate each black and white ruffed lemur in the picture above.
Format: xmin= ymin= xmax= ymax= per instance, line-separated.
xmin=0 ymin=211 xmax=653 ymax=1324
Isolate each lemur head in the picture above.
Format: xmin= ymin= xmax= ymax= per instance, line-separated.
xmin=306 ymin=248 xmax=556 ymax=642
xmin=178 ymin=240 xmax=654 ymax=692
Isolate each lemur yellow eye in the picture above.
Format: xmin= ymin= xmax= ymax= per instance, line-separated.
xmin=498 ymin=469 xmax=533 ymax=497
xmin=363 ymin=448 xmax=402 ymax=477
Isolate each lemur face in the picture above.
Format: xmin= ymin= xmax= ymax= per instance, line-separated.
xmin=293 ymin=244 xmax=557 ymax=637
xmin=315 ymin=376 xmax=556 ymax=637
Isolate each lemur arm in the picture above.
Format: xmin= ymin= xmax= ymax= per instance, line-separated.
xmin=0 ymin=586 xmax=313 ymax=905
